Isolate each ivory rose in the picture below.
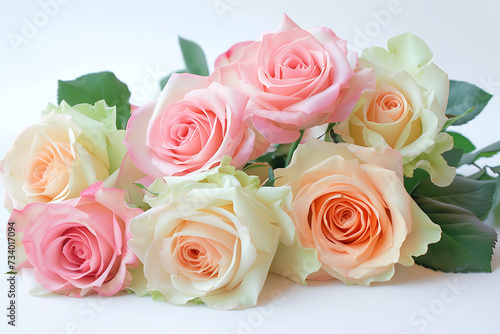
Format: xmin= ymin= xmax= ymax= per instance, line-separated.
xmin=212 ymin=15 xmax=375 ymax=144
xmin=127 ymin=158 xmax=299 ymax=310
xmin=335 ymin=33 xmax=455 ymax=186
xmin=124 ymin=74 xmax=269 ymax=178
xmin=1 ymin=101 xmax=126 ymax=210
xmin=11 ymin=182 xmax=142 ymax=297
xmin=274 ymin=139 xmax=442 ymax=285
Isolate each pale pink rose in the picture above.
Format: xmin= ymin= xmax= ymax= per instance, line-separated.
xmin=11 ymin=182 xmax=142 ymax=297
xmin=211 ymin=15 xmax=375 ymax=143
xmin=274 ymin=139 xmax=441 ymax=285
xmin=214 ymin=41 xmax=253 ymax=67
xmin=124 ymin=74 xmax=269 ymax=177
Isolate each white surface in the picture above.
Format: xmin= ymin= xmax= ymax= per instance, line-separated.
xmin=1 ymin=0 xmax=499 ymax=333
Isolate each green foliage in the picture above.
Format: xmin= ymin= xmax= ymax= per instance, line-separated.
xmin=445 ymin=80 xmax=492 ymax=126
xmin=413 ymin=196 xmax=497 ymax=273
xmin=446 ymin=131 xmax=476 ymax=153
xmin=58 ymin=71 xmax=131 ymax=130
xmin=254 ymin=148 xmax=287 ymax=170
xmin=159 ymin=37 xmax=209 ymax=89
xmin=179 ymin=37 xmax=209 ymax=76
xmin=460 ymin=140 xmax=500 ymax=165
xmin=133 ymin=183 xmax=159 ymax=197
xmin=442 ymin=147 xmax=464 ymax=168
xmin=404 ymin=168 xmax=430 ymax=195
xmin=263 ymin=167 xmax=277 ymax=187
xmin=413 ymin=176 xmax=496 ymax=219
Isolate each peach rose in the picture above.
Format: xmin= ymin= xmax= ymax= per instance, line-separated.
xmin=124 ymin=74 xmax=269 ymax=178
xmin=11 ymin=182 xmax=142 ymax=297
xmin=274 ymin=139 xmax=441 ymax=285
xmin=212 ymin=15 xmax=375 ymax=144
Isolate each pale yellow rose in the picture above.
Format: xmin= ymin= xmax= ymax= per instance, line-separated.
xmin=335 ymin=33 xmax=455 ymax=186
xmin=274 ymin=139 xmax=441 ymax=286
xmin=1 ymin=100 xmax=126 ymax=210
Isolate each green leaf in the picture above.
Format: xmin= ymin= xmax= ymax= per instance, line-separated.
xmin=442 ymin=107 xmax=475 ymax=130
xmin=264 ymin=167 xmax=277 ymax=187
xmin=441 ymin=147 xmax=463 ymax=168
xmin=159 ymin=69 xmax=188 ymax=90
xmin=447 ymin=131 xmax=475 ymax=153
xmin=243 ymin=162 xmax=267 ymax=172
xmin=285 ymin=130 xmax=305 ymax=167
xmin=413 ymin=175 xmax=497 ymax=218
xmin=413 ymin=196 xmax=497 ymax=272
xmin=445 ymin=80 xmax=492 ymax=126
xmin=331 ymin=131 xmax=345 ymax=143
xmin=157 ymin=37 xmax=208 ymax=90
xmin=322 ymin=123 xmax=336 ymax=142
xmin=489 ymin=165 xmax=500 ymax=175
xmin=404 ymin=168 xmax=430 ymax=195
xmin=179 ymin=37 xmax=209 ymax=76
xmin=58 ymin=72 xmax=131 ymax=130
xmin=254 ymin=150 xmax=287 ymax=170
xmin=133 ymin=183 xmax=159 ymax=197
xmin=465 ymin=167 xmax=500 ymax=226
xmin=484 ymin=177 xmax=500 ymax=227
xmin=5 ymin=271 xmax=16 ymax=275
xmin=467 ymin=168 xmax=494 ymax=181
xmin=460 ymin=140 xmax=500 ymax=165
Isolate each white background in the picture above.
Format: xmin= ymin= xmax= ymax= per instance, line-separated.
xmin=1 ymin=0 xmax=499 ymax=333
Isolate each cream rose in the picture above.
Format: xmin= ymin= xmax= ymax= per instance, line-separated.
xmin=1 ymin=101 xmax=126 ymax=210
xmin=335 ymin=33 xmax=455 ymax=186
xmin=127 ymin=158 xmax=296 ymax=310
xmin=274 ymin=139 xmax=441 ymax=285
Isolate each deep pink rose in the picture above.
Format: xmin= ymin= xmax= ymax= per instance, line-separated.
xmin=124 ymin=74 xmax=269 ymax=177
xmin=212 ymin=15 xmax=375 ymax=143
xmin=11 ymin=182 xmax=142 ymax=297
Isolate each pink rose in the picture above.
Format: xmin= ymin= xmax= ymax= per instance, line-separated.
xmin=212 ymin=15 xmax=375 ymax=143
xmin=11 ymin=182 xmax=142 ymax=297
xmin=124 ymin=74 xmax=269 ymax=177
xmin=214 ymin=41 xmax=253 ymax=66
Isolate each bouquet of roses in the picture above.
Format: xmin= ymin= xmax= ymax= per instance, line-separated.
xmin=2 ymin=15 xmax=497 ymax=310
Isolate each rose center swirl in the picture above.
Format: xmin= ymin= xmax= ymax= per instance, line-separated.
xmin=367 ymin=89 xmax=409 ymax=123
xmin=173 ymin=236 xmax=221 ymax=278
xmin=58 ymin=226 xmax=99 ymax=274
xmin=309 ymin=192 xmax=381 ymax=247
